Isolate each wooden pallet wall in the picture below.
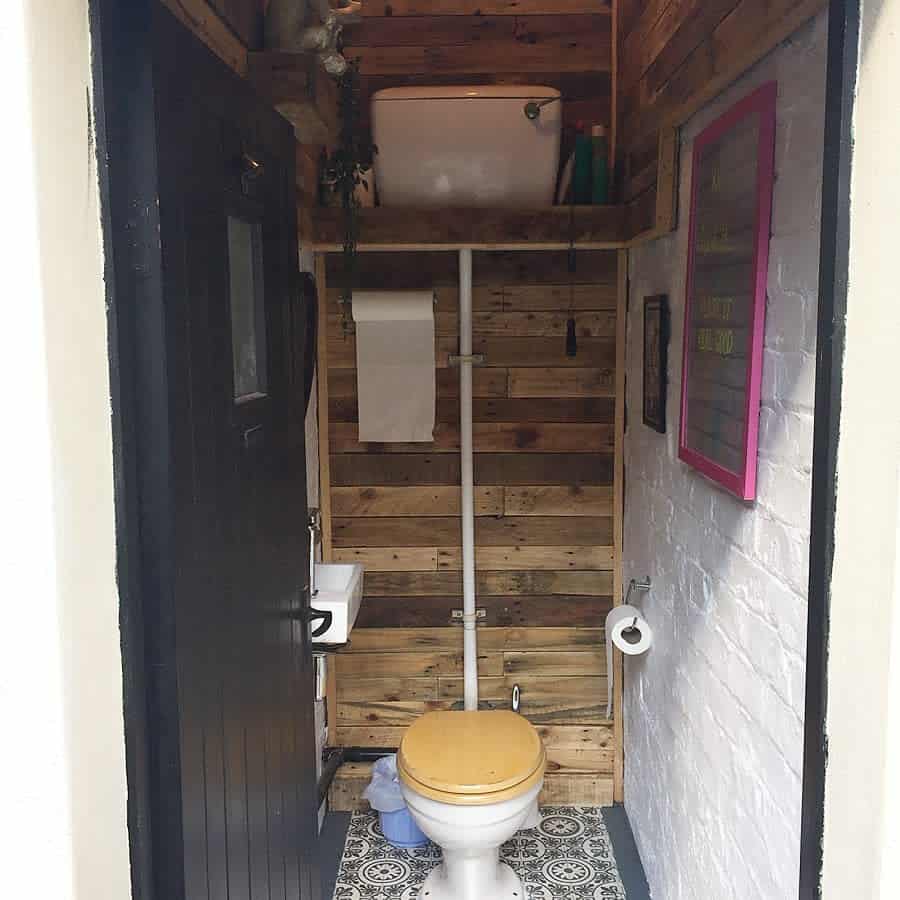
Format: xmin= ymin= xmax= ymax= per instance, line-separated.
xmin=616 ymin=0 xmax=825 ymax=234
xmin=323 ymin=249 xmax=622 ymax=805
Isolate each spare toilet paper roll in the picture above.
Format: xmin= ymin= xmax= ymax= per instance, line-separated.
xmin=606 ymin=605 xmax=653 ymax=719
xmin=352 ymin=291 xmax=435 ymax=443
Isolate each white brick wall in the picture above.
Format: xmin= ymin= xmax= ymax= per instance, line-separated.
xmin=623 ymin=15 xmax=826 ymax=900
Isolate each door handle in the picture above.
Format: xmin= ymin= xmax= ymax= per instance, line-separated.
xmin=290 ymin=605 xmax=333 ymax=639
xmin=308 ymin=608 xmax=333 ymax=639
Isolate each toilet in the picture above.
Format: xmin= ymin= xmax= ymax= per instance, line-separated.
xmin=397 ymin=709 xmax=546 ymax=900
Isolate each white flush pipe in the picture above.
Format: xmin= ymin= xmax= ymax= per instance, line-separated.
xmin=459 ymin=248 xmax=479 ymax=712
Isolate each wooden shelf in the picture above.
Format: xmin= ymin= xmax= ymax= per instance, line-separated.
xmin=311 ymin=204 xmax=630 ymax=251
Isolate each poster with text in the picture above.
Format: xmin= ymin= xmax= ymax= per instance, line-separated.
xmin=679 ymin=82 xmax=777 ymax=501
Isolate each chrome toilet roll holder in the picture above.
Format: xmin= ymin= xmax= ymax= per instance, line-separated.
xmin=624 ymin=577 xmax=652 ymax=605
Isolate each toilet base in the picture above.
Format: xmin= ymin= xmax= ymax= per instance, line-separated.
xmin=417 ymin=855 xmax=522 ymax=900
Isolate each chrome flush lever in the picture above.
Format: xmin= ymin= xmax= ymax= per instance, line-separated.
xmin=524 ymin=96 xmax=561 ymax=120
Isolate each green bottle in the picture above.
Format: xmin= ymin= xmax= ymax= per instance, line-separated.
xmin=573 ymin=122 xmax=593 ymax=205
xmin=591 ymin=124 xmax=609 ymax=205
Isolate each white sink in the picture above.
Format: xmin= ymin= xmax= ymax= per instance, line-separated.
xmin=310 ymin=563 xmax=364 ymax=644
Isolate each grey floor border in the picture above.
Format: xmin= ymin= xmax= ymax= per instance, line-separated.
xmin=320 ymin=810 xmax=352 ymax=900
xmin=602 ymin=805 xmax=652 ymax=900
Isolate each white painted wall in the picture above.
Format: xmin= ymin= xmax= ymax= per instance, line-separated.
xmin=0 ymin=1 xmax=132 ymax=898
xmin=821 ymin=0 xmax=900 ymax=897
xmin=623 ymin=15 xmax=826 ymax=900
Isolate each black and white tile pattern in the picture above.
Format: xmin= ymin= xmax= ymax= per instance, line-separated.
xmin=332 ymin=807 xmax=627 ymax=900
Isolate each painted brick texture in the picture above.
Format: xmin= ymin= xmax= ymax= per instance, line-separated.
xmin=623 ymin=15 xmax=826 ymax=900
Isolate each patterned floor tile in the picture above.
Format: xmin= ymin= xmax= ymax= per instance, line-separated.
xmin=332 ymin=807 xmax=627 ymax=900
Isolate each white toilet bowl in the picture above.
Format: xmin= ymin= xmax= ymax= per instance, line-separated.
xmin=397 ymin=710 xmax=545 ymax=900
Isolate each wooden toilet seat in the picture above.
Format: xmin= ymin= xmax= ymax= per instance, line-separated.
xmin=397 ymin=710 xmax=546 ymax=806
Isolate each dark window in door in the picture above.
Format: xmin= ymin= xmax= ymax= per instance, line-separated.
xmin=227 ymin=215 xmax=268 ymax=402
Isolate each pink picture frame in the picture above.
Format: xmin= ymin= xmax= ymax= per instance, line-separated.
xmin=679 ymin=81 xmax=777 ymax=501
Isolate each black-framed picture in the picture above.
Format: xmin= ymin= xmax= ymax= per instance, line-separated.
xmin=643 ymin=295 xmax=669 ymax=433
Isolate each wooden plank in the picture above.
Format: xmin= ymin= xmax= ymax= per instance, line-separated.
xmin=333 ymin=650 xmax=503 ymax=678
xmin=324 ymin=249 xmax=617 ymax=287
xmin=333 ymin=729 xmax=405 ymax=750
xmin=434 ymin=677 xmax=611 ymax=726
xmin=332 ymin=310 xmax=619 ymax=341
xmin=334 ymin=693 xmax=602 ymax=729
xmin=332 ymin=547 xmax=440 ymax=571
xmin=160 ymin=0 xmax=248 ymax=74
xmin=508 ymin=367 xmax=616 ymax=398
xmin=361 ymin=1 xmax=612 ymax=17
xmin=422 ymin=37 xmax=613 ymax=78
xmin=476 ymin=337 xmax=618 ymax=368
xmin=622 ymin=0 xmax=826 ymax=142
xmin=473 ymin=398 xmax=615 ymax=423
xmin=333 ymin=723 xmax=612 ymax=752
xmin=333 ymin=516 xmax=612 ymax=548
xmin=336 ymin=700 xmax=453 ymax=725
xmin=437 ymin=546 xmax=614 ymax=571
xmin=542 ymin=773 xmax=614 ymax=805
xmin=440 ymin=674 xmax=605 ymax=699
xmin=332 ymin=486 xmax=504 ymax=517
xmin=472 ymin=311 xmax=617 ymax=337
xmin=346 ymin=629 xmax=462 ymax=653
xmin=329 ymin=763 xmax=615 ymax=807
xmin=345 ymin=15 xmax=516 ymax=46
xmin=337 ymin=677 xmax=439 ymax=702
xmin=363 ymin=570 xmax=614 ymax=597
xmin=504 ymin=650 xmax=606 ymax=677
xmin=328 ymin=367 xmax=508 ymax=399
xmin=330 ymin=454 xmax=460 ymax=486
xmin=355 ymin=595 xmax=613 ymax=628
xmin=315 ymin=256 xmax=334 ymax=560
xmin=210 ymin=0 xmax=261 ymax=48
xmin=655 ymin=126 xmax=679 ymax=234
xmin=504 ymin=485 xmax=614 ymax=516
xmin=329 ymin=422 xmax=615 ymax=454
xmin=333 ymin=517 xmax=461 ymax=547
xmin=613 ymin=248 xmax=627 ymax=803
xmin=313 ymin=206 xmax=629 ymax=251
xmin=328 ymin=762 xmax=372 ymax=811
xmin=475 ymin=453 xmax=614 ymax=486
xmin=345 ymin=14 xmax=613 ymax=48
xmin=499 ymin=283 xmax=617 ymax=310
xmin=326 ymin=654 xmax=337 ymax=757
xmin=331 ymin=396 xmax=614 ymax=424
xmin=346 ymin=627 xmax=605 ymax=653
xmin=327 ymin=333 xmax=458 ymax=369
xmin=332 ymin=453 xmax=612 ymax=486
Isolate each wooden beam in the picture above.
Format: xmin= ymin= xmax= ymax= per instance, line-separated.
xmin=160 ymin=0 xmax=248 ymax=74
xmin=361 ymin=1 xmax=612 ymax=15
xmin=315 ymin=255 xmax=334 ymax=560
xmin=247 ymin=52 xmax=338 ymax=144
xmin=312 ymin=206 xmax=629 ymax=251
xmin=655 ymin=126 xmax=679 ymax=234
xmin=346 ymin=34 xmax=612 ymax=76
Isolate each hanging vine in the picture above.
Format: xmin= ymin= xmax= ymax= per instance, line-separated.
xmin=321 ymin=60 xmax=377 ymax=334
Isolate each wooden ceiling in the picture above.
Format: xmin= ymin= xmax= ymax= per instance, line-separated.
xmin=342 ymin=1 xmax=614 ymax=141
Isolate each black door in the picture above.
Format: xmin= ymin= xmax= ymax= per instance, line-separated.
xmin=93 ymin=4 xmax=320 ymax=900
